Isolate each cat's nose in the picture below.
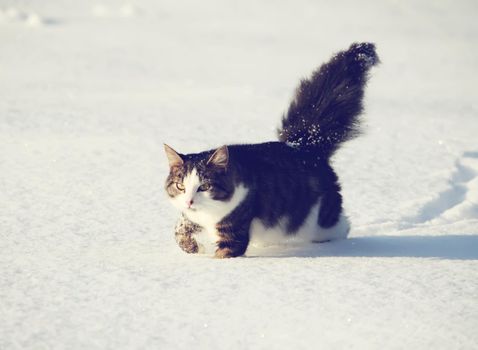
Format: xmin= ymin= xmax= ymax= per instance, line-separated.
xmin=186 ymin=199 xmax=194 ymax=208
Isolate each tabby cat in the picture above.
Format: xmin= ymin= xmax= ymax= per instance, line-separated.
xmin=164 ymin=42 xmax=379 ymax=258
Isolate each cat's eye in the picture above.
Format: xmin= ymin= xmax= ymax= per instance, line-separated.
xmin=175 ymin=183 xmax=185 ymax=191
xmin=197 ymin=184 xmax=211 ymax=192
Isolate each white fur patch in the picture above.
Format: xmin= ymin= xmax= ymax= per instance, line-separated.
xmin=183 ymin=168 xmax=201 ymax=204
xmin=193 ymin=229 xmax=218 ymax=254
xmin=185 ymin=183 xmax=249 ymax=232
xmin=169 ymin=168 xmax=249 ymax=251
xmin=170 ymin=168 xmax=201 ymax=212
xmin=248 ymin=199 xmax=350 ymax=249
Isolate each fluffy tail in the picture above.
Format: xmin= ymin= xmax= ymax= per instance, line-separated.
xmin=278 ymin=42 xmax=379 ymax=159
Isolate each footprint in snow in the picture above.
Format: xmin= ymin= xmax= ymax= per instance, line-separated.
xmin=402 ymin=151 xmax=478 ymax=226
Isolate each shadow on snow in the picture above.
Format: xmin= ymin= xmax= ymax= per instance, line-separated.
xmin=247 ymin=235 xmax=478 ymax=260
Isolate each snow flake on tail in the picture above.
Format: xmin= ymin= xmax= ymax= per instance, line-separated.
xmin=352 ymin=42 xmax=380 ymax=69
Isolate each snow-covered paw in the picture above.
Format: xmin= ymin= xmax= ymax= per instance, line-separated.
xmin=177 ymin=236 xmax=199 ymax=254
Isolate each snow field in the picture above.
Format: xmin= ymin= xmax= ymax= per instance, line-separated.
xmin=1 ymin=0 xmax=477 ymax=349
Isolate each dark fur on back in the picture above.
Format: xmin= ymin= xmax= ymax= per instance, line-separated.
xmin=221 ymin=143 xmax=335 ymax=231
xmin=165 ymin=42 xmax=379 ymax=258
xmin=278 ymin=42 xmax=379 ymax=159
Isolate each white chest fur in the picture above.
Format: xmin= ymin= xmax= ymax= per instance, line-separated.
xmin=169 ymin=167 xmax=249 ymax=251
xmin=183 ymin=183 xmax=248 ymax=229
xmin=184 ymin=184 xmax=248 ymax=254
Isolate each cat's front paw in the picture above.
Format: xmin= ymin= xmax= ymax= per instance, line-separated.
xmin=214 ymin=245 xmax=248 ymax=258
xmin=214 ymin=247 xmax=235 ymax=259
xmin=177 ymin=236 xmax=199 ymax=254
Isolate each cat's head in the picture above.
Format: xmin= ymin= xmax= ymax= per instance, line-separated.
xmin=164 ymin=144 xmax=235 ymax=213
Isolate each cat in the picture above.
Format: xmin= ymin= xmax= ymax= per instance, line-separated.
xmin=164 ymin=42 xmax=379 ymax=258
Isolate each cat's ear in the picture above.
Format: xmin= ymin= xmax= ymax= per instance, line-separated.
xmin=164 ymin=144 xmax=184 ymax=168
xmin=207 ymin=145 xmax=229 ymax=170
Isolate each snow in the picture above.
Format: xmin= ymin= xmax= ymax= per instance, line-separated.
xmin=1 ymin=0 xmax=477 ymax=349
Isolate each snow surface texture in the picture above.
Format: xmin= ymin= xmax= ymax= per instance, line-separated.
xmin=1 ymin=0 xmax=478 ymax=349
